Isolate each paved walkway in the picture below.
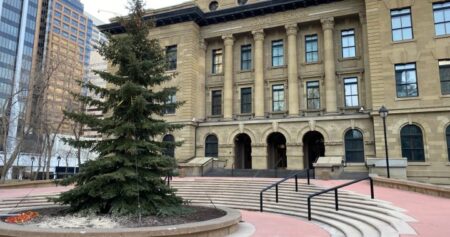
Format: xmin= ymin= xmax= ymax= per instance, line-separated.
xmin=1 ymin=179 xmax=450 ymax=236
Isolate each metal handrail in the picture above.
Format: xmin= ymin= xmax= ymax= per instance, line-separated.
xmin=259 ymin=169 xmax=313 ymax=212
xmin=307 ymin=176 xmax=374 ymax=221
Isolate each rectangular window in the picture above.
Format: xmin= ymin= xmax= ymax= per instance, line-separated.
xmin=166 ymin=45 xmax=177 ymax=71
xmin=55 ymin=11 xmax=61 ymax=17
xmin=395 ymin=63 xmax=418 ymax=98
xmin=164 ymin=94 xmax=176 ymax=114
xmin=272 ymin=40 xmax=284 ymax=67
xmin=391 ymin=8 xmax=413 ymax=41
xmin=64 ymin=8 xmax=70 ymax=14
xmin=240 ymin=87 xmax=252 ymax=114
xmin=241 ymin=45 xmax=252 ymax=71
xmin=433 ymin=1 xmax=450 ymax=36
xmin=55 ymin=2 xmax=62 ymax=10
xmin=305 ymin=34 xmax=319 ymax=63
xmin=63 ymin=15 xmax=70 ymax=23
xmin=306 ymin=81 xmax=320 ymax=110
xmin=440 ymin=60 xmax=450 ymax=95
xmin=341 ymin=29 xmax=356 ymax=58
xmin=211 ymin=90 xmax=222 ymax=116
xmin=344 ymin=78 xmax=359 ymax=107
xmin=212 ymin=49 xmax=223 ymax=74
xmin=272 ymin=84 xmax=285 ymax=112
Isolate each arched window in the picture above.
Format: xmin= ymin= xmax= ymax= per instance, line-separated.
xmin=162 ymin=134 xmax=175 ymax=158
xmin=205 ymin=135 xmax=218 ymax=157
xmin=446 ymin=126 xmax=450 ymax=161
xmin=401 ymin=125 xmax=425 ymax=162
xmin=344 ymin=129 xmax=365 ymax=163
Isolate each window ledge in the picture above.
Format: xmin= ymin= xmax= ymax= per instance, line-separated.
xmin=301 ymin=61 xmax=322 ymax=66
xmin=270 ymin=65 xmax=287 ymax=70
xmin=236 ymin=113 xmax=254 ymax=116
xmin=208 ymin=115 xmax=223 ymax=119
xmin=238 ymin=69 xmax=254 ymax=73
xmin=338 ymin=56 xmax=361 ymax=62
xmin=434 ymin=34 xmax=450 ymax=40
xmin=164 ymin=114 xmax=176 ymax=117
xmin=209 ymin=73 xmax=224 ymax=77
xmin=446 ymin=162 xmax=450 ymax=166
xmin=269 ymin=111 xmax=287 ymax=115
xmin=391 ymin=39 xmax=416 ymax=45
xmin=408 ymin=162 xmax=431 ymax=166
xmin=303 ymin=109 xmax=324 ymax=113
xmin=440 ymin=94 xmax=450 ymax=98
xmin=395 ymin=96 xmax=421 ymax=101
xmin=165 ymin=69 xmax=177 ymax=73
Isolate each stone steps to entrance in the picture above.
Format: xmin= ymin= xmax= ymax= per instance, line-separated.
xmin=0 ymin=178 xmax=416 ymax=237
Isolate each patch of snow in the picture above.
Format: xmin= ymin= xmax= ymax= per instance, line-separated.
xmin=32 ymin=215 xmax=119 ymax=229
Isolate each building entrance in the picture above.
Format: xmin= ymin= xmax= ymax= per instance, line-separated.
xmin=234 ymin=133 xmax=252 ymax=169
xmin=267 ymin=132 xmax=287 ymax=169
xmin=303 ymin=131 xmax=325 ymax=169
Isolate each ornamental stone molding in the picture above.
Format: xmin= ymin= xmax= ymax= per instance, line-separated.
xmin=321 ymin=17 xmax=334 ymax=31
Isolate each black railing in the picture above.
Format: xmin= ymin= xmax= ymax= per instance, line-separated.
xmin=259 ymin=169 xmax=313 ymax=212
xmin=307 ymin=176 xmax=374 ymax=221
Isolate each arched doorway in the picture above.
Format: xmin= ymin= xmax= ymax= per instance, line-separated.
xmin=302 ymin=131 xmax=325 ymax=169
xmin=267 ymin=132 xmax=287 ymax=169
xmin=234 ymin=133 xmax=252 ymax=169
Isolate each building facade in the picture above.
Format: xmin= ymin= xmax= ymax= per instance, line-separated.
xmin=35 ymin=0 xmax=93 ymax=134
xmin=101 ymin=0 xmax=450 ymax=184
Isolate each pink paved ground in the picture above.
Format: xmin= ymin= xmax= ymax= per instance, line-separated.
xmin=241 ymin=210 xmax=329 ymax=237
xmin=313 ymin=180 xmax=450 ymax=237
xmin=1 ymin=178 xmax=449 ymax=236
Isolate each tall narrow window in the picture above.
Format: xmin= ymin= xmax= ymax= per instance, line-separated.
xmin=306 ymin=81 xmax=320 ymax=110
xmin=241 ymin=45 xmax=252 ymax=70
xmin=211 ymin=90 xmax=222 ymax=116
xmin=305 ymin=34 xmax=318 ymax=63
xmin=344 ymin=78 xmax=359 ymax=107
xmin=395 ymin=63 xmax=418 ymax=98
xmin=240 ymin=87 xmax=252 ymax=114
xmin=162 ymin=135 xmax=175 ymax=158
xmin=401 ymin=125 xmax=425 ymax=162
xmin=433 ymin=1 xmax=450 ymax=36
xmin=166 ymin=45 xmax=177 ymax=70
xmin=205 ymin=135 xmax=218 ymax=157
xmin=391 ymin=8 xmax=413 ymax=41
xmin=345 ymin=129 xmax=365 ymax=163
xmin=212 ymin=49 xmax=223 ymax=74
xmin=272 ymin=40 xmax=284 ymax=67
xmin=341 ymin=29 xmax=356 ymax=58
xmin=446 ymin=126 xmax=450 ymax=161
xmin=440 ymin=60 xmax=450 ymax=95
xmin=272 ymin=85 xmax=285 ymax=112
xmin=164 ymin=93 xmax=176 ymax=115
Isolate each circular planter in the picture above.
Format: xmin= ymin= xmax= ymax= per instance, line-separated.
xmin=0 ymin=206 xmax=241 ymax=237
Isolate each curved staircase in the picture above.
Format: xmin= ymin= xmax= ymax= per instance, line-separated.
xmin=171 ymin=178 xmax=416 ymax=237
xmin=0 ymin=178 xmax=417 ymax=237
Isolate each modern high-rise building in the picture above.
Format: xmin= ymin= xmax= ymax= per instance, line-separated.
xmin=83 ymin=13 xmax=107 ymax=139
xmin=101 ymin=0 xmax=450 ymax=184
xmin=0 ymin=0 xmax=40 ymax=151
xmin=34 ymin=0 xmax=93 ymax=134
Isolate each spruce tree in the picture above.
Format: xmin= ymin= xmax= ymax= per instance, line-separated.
xmin=54 ymin=0 xmax=183 ymax=216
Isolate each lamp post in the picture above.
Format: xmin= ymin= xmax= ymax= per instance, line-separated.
xmin=57 ymin=156 xmax=61 ymax=179
xmin=379 ymin=105 xmax=390 ymax=178
xmin=30 ymin=157 xmax=35 ymax=180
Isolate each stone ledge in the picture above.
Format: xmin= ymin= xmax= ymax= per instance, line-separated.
xmin=0 ymin=206 xmax=241 ymax=237
xmin=373 ymin=176 xmax=450 ymax=199
xmin=0 ymin=180 xmax=57 ymax=189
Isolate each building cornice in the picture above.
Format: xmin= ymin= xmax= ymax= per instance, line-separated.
xmin=98 ymin=0 xmax=340 ymax=34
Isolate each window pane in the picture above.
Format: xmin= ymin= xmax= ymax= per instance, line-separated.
xmin=403 ymin=28 xmax=413 ymax=40
xmin=435 ymin=11 xmax=445 ymax=23
xmin=392 ymin=17 xmax=401 ymax=29
xmin=401 ymin=15 xmax=411 ymax=27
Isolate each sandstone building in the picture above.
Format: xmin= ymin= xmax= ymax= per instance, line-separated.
xmin=100 ymin=0 xmax=450 ymax=184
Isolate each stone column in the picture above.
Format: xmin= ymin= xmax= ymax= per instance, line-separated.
xmin=360 ymin=13 xmax=372 ymax=110
xmin=286 ymin=24 xmax=300 ymax=117
xmin=196 ymin=39 xmax=207 ymax=120
xmin=222 ymin=35 xmax=234 ymax=120
xmin=321 ymin=18 xmax=337 ymax=113
xmin=252 ymin=30 xmax=265 ymax=118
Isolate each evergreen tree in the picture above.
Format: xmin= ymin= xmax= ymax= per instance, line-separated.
xmin=54 ymin=0 xmax=183 ymax=216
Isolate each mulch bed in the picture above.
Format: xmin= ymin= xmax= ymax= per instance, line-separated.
xmin=3 ymin=206 xmax=226 ymax=228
